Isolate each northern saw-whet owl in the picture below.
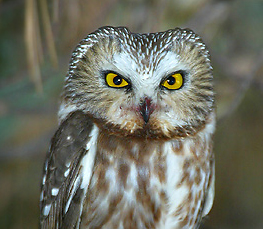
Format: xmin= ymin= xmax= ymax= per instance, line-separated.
xmin=40 ymin=26 xmax=215 ymax=229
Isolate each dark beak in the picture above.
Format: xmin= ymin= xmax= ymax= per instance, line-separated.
xmin=139 ymin=97 xmax=154 ymax=123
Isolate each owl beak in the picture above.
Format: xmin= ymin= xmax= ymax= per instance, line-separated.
xmin=139 ymin=97 xmax=154 ymax=123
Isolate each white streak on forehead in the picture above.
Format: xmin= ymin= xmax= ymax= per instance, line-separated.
xmin=112 ymin=51 xmax=139 ymax=76
xmin=155 ymin=51 xmax=187 ymax=76
xmin=112 ymin=51 xmax=158 ymax=87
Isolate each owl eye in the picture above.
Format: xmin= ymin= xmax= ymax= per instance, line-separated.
xmin=161 ymin=72 xmax=184 ymax=90
xmin=105 ymin=72 xmax=129 ymax=88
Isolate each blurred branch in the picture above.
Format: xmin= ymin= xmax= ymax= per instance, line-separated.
xmin=39 ymin=0 xmax=58 ymax=68
xmin=25 ymin=0 xmax=43 ymax=93
xmin=52 ymin=0 xmax=59 ymax=23
xmin=185 ymin=0 xmax=230 ymax=34
xmin=24 ymin=0 xmax=58 ymax=93
xmin=217 ymin=50 xmax=263 ymax=122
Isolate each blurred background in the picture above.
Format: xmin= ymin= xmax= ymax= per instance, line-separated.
xmin=0 ymin=0 xmax=263 ymax=228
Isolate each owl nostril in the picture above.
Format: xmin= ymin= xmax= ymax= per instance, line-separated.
xmin=139 ymin=97 xmax=154 ymax=123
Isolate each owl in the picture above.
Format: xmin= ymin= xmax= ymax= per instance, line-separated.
xmin=40 ymin=26 xmax=215 ymax=229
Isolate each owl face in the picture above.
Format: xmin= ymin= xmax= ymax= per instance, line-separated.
xmin=61 ymin=27 xmax=214 ymax=139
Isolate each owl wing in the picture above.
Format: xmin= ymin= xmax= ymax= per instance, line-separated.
xmin=40 ymin=111 xmax=97 ymax=229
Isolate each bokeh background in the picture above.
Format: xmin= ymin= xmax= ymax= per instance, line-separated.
xmin=1 ymin=0 xmax=263 ymax=228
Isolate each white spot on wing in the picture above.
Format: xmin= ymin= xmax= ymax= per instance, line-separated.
xmin=64 ymin=167 xmax=70 ymax=177
xmin=43 ymin=204 xmax=51 ymax=216
xmin=51 ymin=188 xmax=59 ymax=196
xmin=42 ymin=175 xmax=46 ymax=185
xmin=44 ymin=160 xmax=48 ymax=171
xmin=40 ymin=191 xmax=44 ymax=201
xmin=65 ymin=161 xmax=71 ymax=168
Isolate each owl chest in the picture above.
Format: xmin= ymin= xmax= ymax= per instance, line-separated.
xmin=80 ymin=152 xmax=165 ymax=228
xmin=80 ymin=138 xmax=209 ymax=229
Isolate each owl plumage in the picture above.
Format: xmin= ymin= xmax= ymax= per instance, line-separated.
xmin=40 ymin=26 xmax=215 ymax=229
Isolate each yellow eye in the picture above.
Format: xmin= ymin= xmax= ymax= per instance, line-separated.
xmin=105 ymin=72 xmax=129 ymax=88
xmin=161 ymin=73 xmax=183 ymax=90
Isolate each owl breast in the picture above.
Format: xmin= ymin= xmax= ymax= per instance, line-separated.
xmin=79 ymin=119 xmax=214 ymax=229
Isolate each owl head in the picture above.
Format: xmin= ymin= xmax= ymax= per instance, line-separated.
xmin=59 ymin=26 xmax=214 ymax=139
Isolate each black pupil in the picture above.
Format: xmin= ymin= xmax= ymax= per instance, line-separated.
xmin=167 ymin=76 xmax=175 ymax=85
xmin=113 ymin=75 xmax=123 ymax=85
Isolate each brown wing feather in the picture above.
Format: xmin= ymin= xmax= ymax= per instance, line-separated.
xmin=40 ymin=111 xmax=93 ymax=229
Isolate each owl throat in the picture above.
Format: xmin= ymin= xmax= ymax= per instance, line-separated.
xmin=96 ymin=115 xmax=207 ymax=140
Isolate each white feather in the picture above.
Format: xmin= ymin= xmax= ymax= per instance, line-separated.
xmin=127 ymin=163 xmax=138 ymax=189
xmin=81 ymin=125 xmax=99 ymax=189
xmin=202 ymin=165 xmax=215 ymax=217
xmin=42 ymin=174 xmax=46 ymax=185
xmin=44 ymin=160 xmax=48 ymax=171
xmin=65 ymin=175 xmax=81 ymax=214
xmin=64 ymin=167 xmax=70 ymax=177
xmin=51 ymin=188 xmax=59 ymax=196
xmin=164 ymin=142 xmax=189 ymax=228
xmin=202 ymin=114 xmax=216 ymax=216
xmin=40 ymin=190 xmax=44 ymax=201
xmin=43 ymin=204 xmax=51 ymax=216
